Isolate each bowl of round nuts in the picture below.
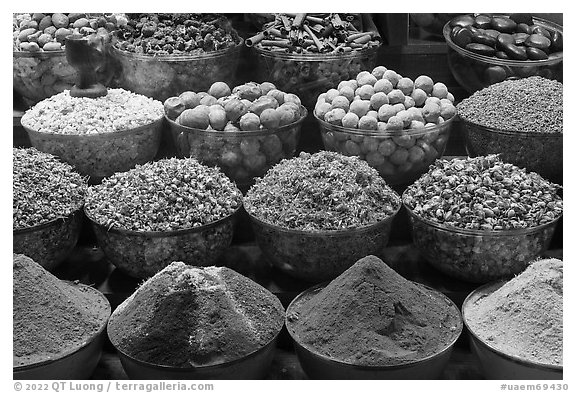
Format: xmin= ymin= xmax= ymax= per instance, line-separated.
xmin=402 ymin=155 xmax=563 ymax=283
xmin=315 ymin=66 xmax=457 ymax=186
xmin=110 ymin=13 xmax=243 ymax=102
xmin=13 ymin=148 xmax=87 ymax=271
xmin=458 ymin=76 xmax=562 ymax=184
xmin=13 ymin=13 xmax=122 ymax=107
xmin=249 ymin=13 xmax=382 ymax=108
xmin=20 ymin=88 xmax=165 ymax=182
xmin=244 ymin=151 xmax=401 ymax=282
xmin=443 ymin=13 xmax=563 ymax=93
xmin=84 ymin=157 xmax=242 ymax=279
xmin=164 ymin=81 xmax=307 ymax=191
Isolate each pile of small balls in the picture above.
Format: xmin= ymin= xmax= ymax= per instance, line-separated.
xmin=164 ymin=81 xmax=303 ymax=131
xmin=314 ymin=66 xmax=457 ymax=131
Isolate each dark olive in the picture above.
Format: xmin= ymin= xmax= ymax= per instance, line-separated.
xmin=509 ymin=13 xmax=533 ymax=25
xmin=450 ymin=14 xmax=475 ymax=28
xmin=490 ymin=17 xmax=517 ymax=33
xmin=465 ymin=42 xmax=496 ymax=56
xmin=550 ymin=30 xmax=563 ymax=52
xmin=483 ymin=29 xmax=501 ymax=39
xmin=495 ymin=51 xmax=509 ymax=59
xmin=516 ymin=23 xmax=531 ymax=34
xmin=474 ymin=15 xmax=492 ymax=29
xmin=525 ymin=34 xmax=551 ymax=50
xmin=472 ymin=33 xmax=497 ymax=47
xmin=484 ymin=66 xmax=508 ymax=84
xmin=531 ymin=26 xmax=552 ymax=39
xmin=452 ymin=26 xmax=473 ymax=48
xmin=526 ymin=47 xmax=549 ymax=60
xmin=496 ymin=33 xmax=515 ymax=49
xmin=513 ymin=32 xmax=530 ymax=45
xmin=502 ymin=43 xmax=528 ymax=60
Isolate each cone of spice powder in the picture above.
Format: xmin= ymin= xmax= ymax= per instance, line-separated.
xmin=13 ymin=254 xmax=110 ymax=368
xmin=464 ymin=258 xmax=563 ymax=367
xmin=107 ymin=261 xmax=285 ymax=368
xmin=287 ymin=255 xmax=462 ymax=367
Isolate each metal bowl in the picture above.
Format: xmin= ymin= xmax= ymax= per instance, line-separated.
xmin=462 ymin=281 xmax=563 ymax=379
xmin=286 ymin=282 xmax=463 ymax=379
xmin=246 ymin=205 xmax=400 ymax=283
xmin=13 ymin=209 xmax=83 ymax=271
xmin=85 ymin=206 xmax=240 ymax=279
xmin=13 ymin=283 xmax=111 ymax=380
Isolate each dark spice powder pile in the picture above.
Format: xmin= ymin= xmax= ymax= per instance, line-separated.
xmin=108 ymin=262 xmax=285 ymax=367
xmin=13 ymin=254 xmax=109 ymax=367
xmin=288 ymin=255 xmax=462 ymax=366
xmin=466 ymin=258 xmax=562 ymax=366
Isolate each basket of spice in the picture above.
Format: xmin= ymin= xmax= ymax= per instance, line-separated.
xmin=463 ymin=258 xmax=563 ymax=379
xmin=249 ymin=13 xmax=382 ymax=108
xmin=13 ymin=13 xmax=123 ymax=107
xmin=458 ymin=76 xmax=563 ymax=184
xmin=443 ymin=14 xmax=563 ymax=93
xmin=13 ymin=254 xmax=111 ymax=379
xmin=20 ymin=88 xmax=164 ymax=182
xmin=244 ymin=151 xmax=401 ymax=282
xmin=13 ymin=148 xmax=87 ymax=271
xmin=164 ymin=81 xmax=306 ymax=191
xmin=110 ymin=13 xmax=243 ymax=102
xmin=402 ymin=155 xmax=563 ymax=283
xmin=84 ymin=157 xmax=242 ymax=279
xmin=315 ymin=66 xmax=457 ymax=186
xmin=107 ymin=262 xmax=284 ymax=379
xmin=286 ymin=256 xmax=463 ymax=379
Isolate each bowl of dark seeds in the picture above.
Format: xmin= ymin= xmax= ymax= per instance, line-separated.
xmin=457 ymin=76 xmax=563 ymax=184
xmin=244 ymin=151 xmax=401 ymax=282
xmin=402 ymin=155 xmax=562 ymax=283
xmin=84 ymin=157 xmax=242 ymax=279
xmin=13 ymin=148 xmax=87 ymax=271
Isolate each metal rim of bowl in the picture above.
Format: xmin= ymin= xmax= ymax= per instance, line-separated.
xmin=314 ymin=110 xmax=456 ymax=137
xmin=13 ymin=49 xmax=67 ymax=58
xmin=110 ymin=38 xmax=244 ymax=61
xmin=244 ymin=197 xmax=402 ymax=237
xmin=443 ymin=14 xmax=563 ymax=67
xmin=21 ymin=116 xmax=164 ymax=141
xmin=402 ymin=200 xmax=563 ymax=237
xmin=458 ymin=116 xmax=563 ymax=139
xmin=252 ymin=41 xmax=381 ymax=61
xmin=462 ymin=280 xmax=563 ymax=372
xmin=106 ymin=308 xmax=283 ymax=371
xmin=84 ymin=203 xmax=242 ymax=237
xmin=285 ymin=281 xmax=464 ymax=370
xmin=165 ymin=106 xmax=308 ymax=137
xmin=13 ymin=282 xmax=111 ymax=371
xmin=13 ymin=207 xmax=83 ymax=234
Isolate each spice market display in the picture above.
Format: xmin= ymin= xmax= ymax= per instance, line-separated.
xmin=13 ymin=12 xmax=563 ymax=381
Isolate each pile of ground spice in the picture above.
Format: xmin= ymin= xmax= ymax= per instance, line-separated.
xmin=287 ymin=255 xmax=462 ymax=366
xmin=13 ymin=254 xmax=110 ymax=367
xmin=108 ymin=262 xmax=285 ymax=367
xmin=465 ymin=258 xmax=563 ymax=366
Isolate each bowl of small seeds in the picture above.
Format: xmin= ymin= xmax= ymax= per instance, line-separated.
xmin=84 ymin=157 xmax=242 ymax=279
xmin=164 ymin=81 xmax=306 ymax=191
xmin=402 ymin=155 xmax=563 ymax=283
xmin=315 ymin=66 xmax=457 ymax=186
xmin=13 ymin=12 xmax=123 ymax=107
xmin=443 ymin=14 xmax=563 ymax=93
xmin=20 ymin=88 xmax=164 ymax=182
xmin=458 ymin=76 xmax=563 ymax=184
xmin=249 ymin=13 xmax=382 ymax=108
xmin=13 ymin=148 xmax=87 ymax=271
xmin=110 ymin=13 xmax=243 ymax=102
xmin=244 ymin=151 xmax=401 ymax=282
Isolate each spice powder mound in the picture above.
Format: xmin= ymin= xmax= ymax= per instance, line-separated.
xmin=13 ymin=254 xmax=110 ymax=367
xmin=465 ymin=258 xmax=563 ymax=366
xmin=108 ymin=261 xmax=285 ymax=367
xmin=287 ymin=255 xmax=462 ymax=366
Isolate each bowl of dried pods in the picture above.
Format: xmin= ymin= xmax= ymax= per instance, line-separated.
xmin=402 ymin=155 xmax=563 ymax=283
xmin=249 ymin=13 xmax=382 ymax=108
xmin=244 ymin=151 xmax=401 ymax=282
xmin=84 ymin=157 xmax=242 ymax=279
xmin=20 ymin=88 xmax=164 ymax=183
xmin=13 ymin=148 xmax=87 ymax=271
